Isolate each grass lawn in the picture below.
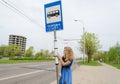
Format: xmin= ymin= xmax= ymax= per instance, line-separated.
xmin=0 ymin=59 xmax=54 ymax=64
xmin=79 ymin=61 xmax=101 ymax=66
xmin=105 ymin=62 xmax=120 ymax=69
xmin=111 ymin=64 xmax=120 ymax=69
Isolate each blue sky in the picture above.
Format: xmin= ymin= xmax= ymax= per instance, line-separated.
xmin=0 ymin=0 xmax=120 ymax=57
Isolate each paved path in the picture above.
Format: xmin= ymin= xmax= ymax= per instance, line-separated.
xmin=50 ymin=63 xmax=120 ymax=84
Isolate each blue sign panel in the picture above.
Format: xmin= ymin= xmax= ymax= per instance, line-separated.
xmin=44 ymin=1 xmax=63 ymax=32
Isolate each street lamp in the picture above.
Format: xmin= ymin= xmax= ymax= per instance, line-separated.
xmin=74 ymin=19 xmax=85 ymax=63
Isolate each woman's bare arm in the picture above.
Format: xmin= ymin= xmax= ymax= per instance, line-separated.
xmin=57 ymin=53 xmax=71 ymax=66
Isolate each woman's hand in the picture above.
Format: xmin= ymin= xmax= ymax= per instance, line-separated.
xmin=58 ymin=73 xmax=62 ymax=77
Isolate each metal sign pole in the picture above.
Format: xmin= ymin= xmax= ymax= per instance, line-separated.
xmin=54 ymin=30 xmax=59 ymax=84
xmin=44 ymin=1 xmax=63 ymax=84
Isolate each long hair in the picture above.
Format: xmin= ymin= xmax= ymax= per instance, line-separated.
xmin=64 ymin=47 xmax=74 ymax=60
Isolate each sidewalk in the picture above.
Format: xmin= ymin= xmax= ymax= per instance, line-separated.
xmin=50 ymin=63 xmax=120 ymax=84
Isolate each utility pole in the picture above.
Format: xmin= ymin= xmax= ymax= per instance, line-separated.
xmin=74 ymin=19 xmax=85 ymax=63
xmin=83 ymin=26 xmax=85 ymax=64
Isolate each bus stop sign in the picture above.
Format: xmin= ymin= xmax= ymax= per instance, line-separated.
xmin=44 ymin=1 xmax=63 ymax=32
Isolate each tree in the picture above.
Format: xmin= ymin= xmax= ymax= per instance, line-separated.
xmin=108 ymin=42 xmax=120 ymax=64
xmin=100 ymin=51 xmax=108 ymax=63
xmin=92 ymin=52 xmax=101 ymax=61
xmin=14 ymin=45 xmax=22 ymax=56
xmin=34 ymin=49 xmax=44 ymax=59
xmin=0 ymin=45 xmax=6 ymax=56
xmin=4 ymin=44 xmax=22 ymax=59
xmin=108 ymin=47 xmax=117 ymax=63
xmin=44 ymin=50 xmax=49 ymax=57
xmin=49 ymin=50 xmax=55 ymax=57
xmin=34 ymin=49 xmax=54 ymax=59
xmin=79 ymin=32 xmax=101 ymax=63
xmin=115 ymin=43 xmax=120 ymax=64
xmin=24 ymin=46 xmax=34 ymax=57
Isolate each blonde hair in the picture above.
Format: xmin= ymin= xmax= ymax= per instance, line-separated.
xmin=64 ymin=47 xmax=74 ymax=60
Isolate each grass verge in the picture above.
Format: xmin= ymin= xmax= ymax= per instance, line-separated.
xmin=79 ymin=61 xmax=101 ymax=66
xmin=111 ymin=64 xmax=120 ymax=69
xmin=105 ymin=62 xmax=120 ymax=69
xmin=0 ymin=59 xmax=54 ymax=64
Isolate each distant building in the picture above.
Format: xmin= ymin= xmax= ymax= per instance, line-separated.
xmin=9 ymin=35 xmax=27 ymax=53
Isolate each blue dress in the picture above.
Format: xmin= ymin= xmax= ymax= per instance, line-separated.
xmin=59 ymin=57 xmax=73 ymax=84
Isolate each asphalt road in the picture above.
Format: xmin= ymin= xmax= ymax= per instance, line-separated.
xmin=0 ymin=61 xmax=78 ymax=84
xmin=0 ymin=62 xmax=56 ymax=84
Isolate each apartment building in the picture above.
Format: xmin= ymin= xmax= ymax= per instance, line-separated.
xmin=9 ymin=35 xmax=27 ymax=53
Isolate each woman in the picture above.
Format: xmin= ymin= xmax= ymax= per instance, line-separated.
xmin=57 ymin=46 xmax=74 ymax=84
